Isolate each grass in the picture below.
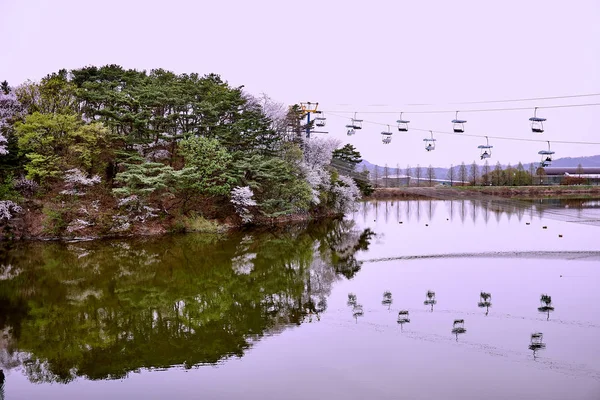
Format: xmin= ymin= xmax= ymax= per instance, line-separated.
xmin=177 ymin=213 xmax=224 ymax=233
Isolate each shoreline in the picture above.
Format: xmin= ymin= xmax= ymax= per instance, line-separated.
xmin=367 ymin=186 xmax=600 ymax=200
xmin=1 ymin=208 xmax=343 ymax=242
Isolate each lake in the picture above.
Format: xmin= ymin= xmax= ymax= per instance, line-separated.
xmin=1 ymin=199 xmax=599 ymax=400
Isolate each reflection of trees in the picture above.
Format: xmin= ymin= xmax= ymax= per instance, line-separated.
xmin=0 ymin=369 xmax=4 ymax=400
xmin=347 ymin=293 xmax=357 ymax=307
xmin=324 ymin=219 xmax=375 ymax=279
xmin=0 ymin=219 xmax=374 ymax=383
xmin=478 ymin=292 xmax=492 ymax=316
xmin=538 ymin=294 xmax=555 ymax=321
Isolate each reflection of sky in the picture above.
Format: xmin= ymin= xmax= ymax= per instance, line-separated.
xmin=5 ymin=199 xmax=600 ymax=400
xmin=352 ymin=200 xmax=600 ymax=259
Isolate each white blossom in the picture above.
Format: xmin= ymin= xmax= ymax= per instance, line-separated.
xmin=60 ymin=169 xmax=101 ymax=196
xmin=230 ymin=186 xmax=257 ymax=223
xmin=133 ymin=136 xmax=172 ymax=161
xmin=13 ymin=177 xmax=39 ymax=196
xmin=64 ymin=168 xmax=101 ymax=186
xmin=0 ymin=200 xmax=22 ymax=221
xmin=303 ymin=137 xmax=341 ymax=169
xmin=232 ymin=253 xmax=256 ymax=275
xmin=0 ymin=132 xmax=7 ymax=155
xmin=331 ymin=175 xmax=360 ymax=214
xmin=117 ymin=195 xmax=139 ymax=207
xmin=66 ymin=219 xmax=93 ymax=233
xmin=0 ymin=264 xmax=21 ymax=281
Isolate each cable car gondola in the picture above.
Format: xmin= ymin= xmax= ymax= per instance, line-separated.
xmin=538 ymin=141 xmax=555 ymax=167
xmin=351 ymin=112 xmax=363 ymax=130
xmin=346 ymin=124 xmax=355 ymax=136
xmin=314 ymin=112 xmax=326 ymax=127
xmin=529 ymin=107 xmax=546 ymax=134
xmin=478 ymin=136 xmax=493 ymax=160
xmin=451 ymin=111 xmax=467 ymax=133
xmin=396 ymin=112 xmax=410 ymax=132
xmin=381 ymin=125 xmax=393 ymax=144
xmin=423 ymin=130 xmax=436 ymax=151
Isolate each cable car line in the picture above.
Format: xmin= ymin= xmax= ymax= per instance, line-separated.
xmin=332 ymin=93 xmax=600 ymax=108
xmin=326 ymin=112 xmax=600 ymax=146
xmin=322 ymin=102 xmax=600 ymax=115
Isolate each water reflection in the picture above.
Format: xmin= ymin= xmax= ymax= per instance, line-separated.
xmin=529 ymin=332 xmax=547 ymax=360
xmin=538 ymin=294 xmax=555 ymax=321
xmin=424 ymin=290 xmax=437 ymax=312
xmin=352 ymin=304 xmax=364 ymax=323
xmin=381 ymin=291 xmax=393 ymax=310
xmin=368 ymin=197 xmax=600 ymax=226
xmin=478 ymin=292 xmax=492 ymax=316
xmin=0 ymin=369 xmax=5 ymax=400
xmin=451 ymin=319 xmax=467 ymax=342
xmin=0 ymin=219 xmax=374 ymax=383
xmin=397 ymin=310 xmax=410 ymax=331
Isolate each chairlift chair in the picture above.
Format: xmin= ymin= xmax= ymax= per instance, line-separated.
xmin=346 ymin=124 xmax=355 ymax=136
xmin=381 ymin=125 xmax=393 ymax=144
xmin=314 ymin=112 xmax=326 ymax=127
xmin=452 ymin=111 xmax=467 ymax=133
xmin=538 ymin=141 xmax=555 ymax=167
xmin=351 ymin=112 xmax=363 ymax=130
xmin=529 ymin=107 xmax=546 ymax=134
xmin=424 ymin=130 xmax=436 ymax=151
xmin=478 ymin=136 xmax=493 ymax=160
xmin=396 ymin=112 xmax=410 ymax=132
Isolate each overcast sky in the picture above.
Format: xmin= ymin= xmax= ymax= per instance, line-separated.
xmin=1 ymin=0 xmax=599 ymax=167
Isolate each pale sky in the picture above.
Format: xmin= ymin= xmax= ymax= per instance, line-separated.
xmin=1 ymin=0 xmax=599 ymax=167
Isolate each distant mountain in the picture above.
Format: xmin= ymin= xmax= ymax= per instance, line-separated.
xmin=359 ymin=155 xmax=600 ymax=179
xmin=547 ymin=155 xmax=600 ymax=168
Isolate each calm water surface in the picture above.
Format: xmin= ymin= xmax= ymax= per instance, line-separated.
xmin=1 ymin=199 xmax=599 ymax=400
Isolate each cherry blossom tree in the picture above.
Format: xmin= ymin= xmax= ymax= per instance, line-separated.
xmin=230 ymin=186 xmax=257 ymax=223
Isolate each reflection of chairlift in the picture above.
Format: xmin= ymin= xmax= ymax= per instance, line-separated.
xmin=424 ymin=131 xmax=436 ymax=151
xmin=538 ymin=141 xmax=555 ymax=167
xmin=529 ymin=332 xmax=546 ymax=357
xmin=529 ymin=107 xmax=546 ymax=134
xmin=478 ymin=136 xmax=493 ymax=160
xmin=314 ymin=112 xmax=326 ymax=127
xmin=381 ymin=125 xmax=393 ymax=144
xmin=397 ymin=310 xmax=410 ymax=330
xmin=396 ymin=112 xmax=410 ymax=132
xmin=451 ymin=319 xmax=466 ymax=340
xmin=351 ymin=112 xmax=363 ymax=130
xmin=451 ymin=111 xmax=467 ymax=133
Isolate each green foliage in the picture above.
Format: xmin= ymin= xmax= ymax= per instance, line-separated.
xmin=332 ymin=144 xmax=362 ymax=168
xmin=3 ymin=65 xmax=353 ymax=225
xmin=15 ymin=112 xmax=111 ymax=182
xmin=237 ymin=154 xmax=312 ymax=216
xmin=0 ymin=173 xmax=19 ymax=201
xmin=112 ymin=162 xmax=173 ymax=197
xmin=42 ymin=208 xmax=68 ymax=235
xmin=178 ymin=213 xmax=224 ymax=233
xmin=178 ymin=136 xmax=236 ymax=196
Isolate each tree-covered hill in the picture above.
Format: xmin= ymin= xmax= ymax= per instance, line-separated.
xmin=0 ymin=66 xmax=362 ymax=239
